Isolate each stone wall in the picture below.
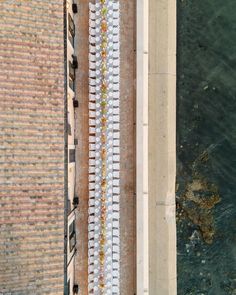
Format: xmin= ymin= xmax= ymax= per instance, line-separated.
xmin=0 ymin=1 xmax=65 ymax=293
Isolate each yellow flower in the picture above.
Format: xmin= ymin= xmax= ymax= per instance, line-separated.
xmin=101 ymin=50 xmax=107 ymax=59
xmin=99 ymin=282 xmax=105 ymax=290
xmin=101 ymin=134 xmax=106 ymax=144
xmin=101 ymin=20 xmax=108 ymax=32
xmin=101 ymin=100 xmax=107 ymax=108
xmin=101 ymin=7 xmax=108 ymax=16
xmin=99 ymin=251 xmax=105 ymax=265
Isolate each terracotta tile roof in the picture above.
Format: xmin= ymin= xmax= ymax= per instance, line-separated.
xmin=0 ymin=1 xmax=65 ymax=293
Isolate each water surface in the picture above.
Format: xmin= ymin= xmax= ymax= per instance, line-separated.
xmin=177 ymin=0 xmax=236 ymax=294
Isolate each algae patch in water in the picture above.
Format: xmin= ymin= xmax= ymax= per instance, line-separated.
xmin=177 ymin=149 xmax=221 ymax=244
xmin=177 ymin=177 xmax=220 ymax=244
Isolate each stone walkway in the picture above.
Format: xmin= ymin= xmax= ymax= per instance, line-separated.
xmin=74 ymin=0 xmax=136 ymax=293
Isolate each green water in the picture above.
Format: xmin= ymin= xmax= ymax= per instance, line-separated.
xmin=177 ymin=0 xmax=236 ymax=294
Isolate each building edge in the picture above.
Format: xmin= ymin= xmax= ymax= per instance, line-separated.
xmin=64 ymin=0 xmax=69 ymax=293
